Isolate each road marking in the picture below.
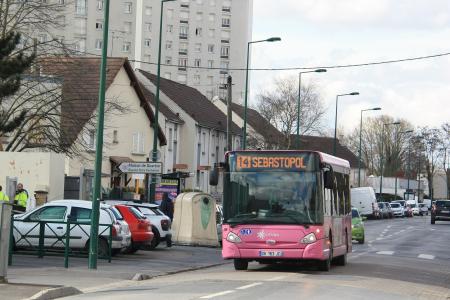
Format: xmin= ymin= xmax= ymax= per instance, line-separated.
xmin=266 ymin=276 xmax=287 ymax=281
xmin=418 ymin=254 xmax=435 ymax=260
xmin=236 ymin=282 xmax=263 ymax=290
xmin=376 ymin=237 xmax=383 ymax=240
xmin=200 ymin=290 xmax=235 ymax=299
xmin=376 ymin=251 xmax=394 ymax=255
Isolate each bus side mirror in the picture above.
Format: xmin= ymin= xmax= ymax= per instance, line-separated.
xmin=324 ymin=170 xmax=333 ymax=189
xmin=210 ymin=166 xmax=219 ymax=186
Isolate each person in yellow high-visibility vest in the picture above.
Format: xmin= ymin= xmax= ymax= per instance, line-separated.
xmin=0 ymin=185 xmax=10 ymax=202
xmin=14 ymin=183 xmax=29 ymax=209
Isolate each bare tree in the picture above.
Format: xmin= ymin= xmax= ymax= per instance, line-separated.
xmin=256 ymin=76 xmax=326 ymax=149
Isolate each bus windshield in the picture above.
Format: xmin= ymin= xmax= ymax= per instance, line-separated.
xmin=224 ymin=171 xmax=323 ymax=226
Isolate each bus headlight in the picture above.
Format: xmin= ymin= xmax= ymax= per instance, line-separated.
xmin=301 ymin=233 xmax=317 ymax=244
xmin=226 ymin=232 xmax=242 ymax=244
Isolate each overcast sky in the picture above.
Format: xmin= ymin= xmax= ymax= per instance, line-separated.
xmin=249 ymin=0 xmax=450 ymax=134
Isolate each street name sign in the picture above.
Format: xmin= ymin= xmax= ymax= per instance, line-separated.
xmin=118 ymin=162 xmax=162 ymax=174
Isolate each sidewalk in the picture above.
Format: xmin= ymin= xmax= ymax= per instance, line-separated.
xmin=2 ymin=245 xmax=226 ymax=299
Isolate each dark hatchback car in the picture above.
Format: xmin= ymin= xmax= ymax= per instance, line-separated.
xmin=431 ymin=200 xmax=450 ymax=224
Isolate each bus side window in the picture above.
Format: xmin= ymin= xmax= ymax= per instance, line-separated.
xmin=344 ymin=174 xmax=351 ymax=215
xmin=338 ymin=173 xmax=345 ymax=216
xmin=333 ymin=175 xmax=338 ymax=216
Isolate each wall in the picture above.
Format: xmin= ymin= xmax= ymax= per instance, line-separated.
xmin=0 ymin=152 xmax=65 ymax=201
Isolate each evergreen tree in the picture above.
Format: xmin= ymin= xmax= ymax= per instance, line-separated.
xmin=0 ymin=31 xmax=35 ymax=134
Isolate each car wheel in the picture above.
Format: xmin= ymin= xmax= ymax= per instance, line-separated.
xmin=234 ymin=259 xmax=248 ymax=271
xmin=149 ymin=228 xmax=160 ymax=250
xmin=124 ymin=240 xmax=139 ymax=254
xmin=98 ymin=238 xmax=109 ymax=257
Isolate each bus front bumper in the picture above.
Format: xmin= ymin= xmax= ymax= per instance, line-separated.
xmin=222 ymin=239 xmax=328 ymax=261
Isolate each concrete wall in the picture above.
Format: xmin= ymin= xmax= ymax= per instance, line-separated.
xmin=0 ymin=152 xmax=65 ymax=201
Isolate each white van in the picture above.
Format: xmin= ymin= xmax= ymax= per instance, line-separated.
xmin=351 ymin=187 xmax=377 ymax=218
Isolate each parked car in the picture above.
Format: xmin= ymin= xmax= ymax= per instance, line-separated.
xmin=389 ymin=202 xmax=404 ymax=217
xmin=418 ymin=203 xmax=429 ymax=216
xmin=107 ymin=206 xmax=133 ymax=255
xmin=431 ymin=200 xmax=450 ymax=224
xmin=115 ymin=205 xmax=154 ymax=253
xmin=377 ymin=202 xmax=392 ymax=219
xmin=406 ymin=200 xmax=420 ymax=215
xmin=351 ymin=187 xmax=378 ymax=219
xmin=12 ymin=200 xmax=131 ymax=256
xmin=105 ymin=201 xmax=172 ymax=249
xmin=351 ymin=208 xmax=365 ymax=244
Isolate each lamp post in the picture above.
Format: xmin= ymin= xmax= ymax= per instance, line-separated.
xmin=333 ymin=92 xmax=359 ymax=155
xmin=379 ymin=121 xmax=401 ymax=201
xmin=149 ymin=0 xmax=176 ymax=203
xmin=243 ymin=37 xmax=281 ymax=149
xmin=358 ymin=107 xmax=381 ymax=187
xmin=88 ymin=0 xmax=110 ymax=270
xmin=296 ymin=69 xmax=327 ymax=149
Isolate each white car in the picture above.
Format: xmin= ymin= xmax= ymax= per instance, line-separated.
xmin=104 ymin=201 xmax=172 ymax=249
xmin=389 ymin=202 xmax=404 ymax=217
xmin=13 ymin=200 xmax=131 ymax=256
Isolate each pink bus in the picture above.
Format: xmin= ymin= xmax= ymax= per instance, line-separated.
xmin=210 ymin=150 xmax=352 ymax=271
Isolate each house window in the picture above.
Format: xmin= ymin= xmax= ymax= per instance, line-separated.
xmin=145 ymin=6 xmax=152 ymax=16
xmin=113 ymin=130 xmax=118 ymax=144
xmin=221 ymin=30 xmax=230 ymax=39
xmin=144 ymin=55 xmax=151 ymax=62
xmin=194 ymin=59 xmax=201 ymax=67
xmin=144 ymin=39 xmax=151 ymax=47
xmin=220 ymin=61 xmax=229 ymax=70
xmin=38 ymin=34 xmax=47 ymax=43
xmin=124 ymin=22 xmax=132 ymax=33
xmin=173 ymin=140 xmax=178 ymax=165
xmin=95 ymin=39 xmax=102 ymax=50
xmin=75 ymin=0 xmax=86 ymax=15
xmin=122 ymin=42 xmax=131 ymax=52
xmin=97 ymin=0 xmax=103 ymax=10
xmin=207 ymin=60 xmax=214 ymax=68
xmin=208 ymin=29 xmax=215 ymax=38
xmin=124 ymin=2 xmax=132 ymax=13
xmin=179 ymin=42 xmax=188 ymax=54
xmin=74 ymin=39 xmax=85 ymax=53
xmin=195 ymin=43 xmax=201 ymax=52
xmin=165 ymin=56 xmax=172 ymax=64
xmin=221 ymin=46 xmax=229 ymax=58
xmin=180 ymin=11 xmax=189 ymax=19
xmin=58 ymin=0 xmax=65 ymax=4
xmin=168 ymin=128 xmax=173 ymax=151
xmin=166 ymin=40 xmax=173 ymax=50
xmin=222 ymin=17 xmax=230 ymax=28
xmin=179 ymin=25 xmax=189 ymax=38
xmin=132 ymin=132 xmax=145 ymax=154
xmin=95 ymin=21 xmax=103 ymax=30
xmin=193 ymin=75 xmax=200 ymax=84
xmin=167 ymin=24 xmax=173 ymax=33
xmin=207 ymin=44 xmax=214 ymax=53
xmin=178 ymin=58 xmax=187 ymax=68
xmin=145 ymin=22 xmax=152 ymax=32
xmin=84 ymin=129 xmax=96 ymax=150
xmin=195 ymin=27 xmax=202 ymax=37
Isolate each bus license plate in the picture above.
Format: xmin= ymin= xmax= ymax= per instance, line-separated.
xmin=259 ymin=250 xmax=283 ymax=257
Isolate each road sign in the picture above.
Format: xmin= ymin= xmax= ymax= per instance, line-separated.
xmin=118 ymin=162 xmax=162 ymax=174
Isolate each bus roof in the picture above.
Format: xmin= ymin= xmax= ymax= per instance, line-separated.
xmin=226 ymin=150 xmax=351 ymax=170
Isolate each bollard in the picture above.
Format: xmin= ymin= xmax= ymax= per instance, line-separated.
xmin=38 ymin=222 xmax=45 ymax=258
xmin=64 ymin=221 xmax=71 ymax=268
xmin=0 ymin=203 xmax=13 ymax=283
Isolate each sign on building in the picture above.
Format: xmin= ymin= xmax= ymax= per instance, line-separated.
xmin=118 ymin=162 xmax=162 ymax=174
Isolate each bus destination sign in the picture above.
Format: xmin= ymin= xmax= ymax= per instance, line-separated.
xmin=231 ymin=152 xmax=317 ymax=172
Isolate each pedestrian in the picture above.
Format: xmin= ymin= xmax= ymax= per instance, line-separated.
xmin=160 ymin=192 xmax=174 ymax=221
xmin=0 ymin=185 xmax=10 ymax=202
xmin=14 ymin=183 xmax=29 ymax=210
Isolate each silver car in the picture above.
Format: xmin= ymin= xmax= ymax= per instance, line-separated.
xmin=389 ymin=202 xmax=404 ymax=217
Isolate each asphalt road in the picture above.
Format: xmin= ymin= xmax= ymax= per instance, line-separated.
xmin=64 ymin=215 xmax=450 ymax=300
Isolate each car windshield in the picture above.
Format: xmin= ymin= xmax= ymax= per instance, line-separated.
xmin=136 ymin=207 xmax=156 ymax=216
xmin=378 ymin=203 xmax=385 ymax=208
xmin=409 ymin=204 xmax=416 ymax=208
xmin=109 ymin=207 xmax=124 ymax=220
xmin=224 ymin=171 xmax=323 ymax=225
xmin=352 ymin=209 xmax=360 ymax=218
xmin=390 ymin=203 xmax=400 ymax=208
xmin=129 ymin=207 xmax=146 ymax=220
xmin=436 ymin=201 xmax=450 ymax=208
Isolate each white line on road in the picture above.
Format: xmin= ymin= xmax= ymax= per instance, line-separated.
xmin=266 ymin=276 xmax=287 ymax=281
xmin=376 ymin=251 xmax=395 ymax=255
xmin=236 ymin=282 xmax=263 ymax=290
xmin=200 ymin=290 xmax=235 ymax=299
xmin=418 ymin=254 xmax=435 ymax=260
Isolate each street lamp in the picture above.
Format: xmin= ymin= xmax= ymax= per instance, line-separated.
xmin=379 ymin=121 xmax=401 ymax=200
xmin=149 ymin=0 xmax=177 ymax=203
xmin=243 ymin=37 xmax=281 ymax=149
xmin=296 ymin=69 xmax=327 ymax=149
xmin=358 ymin=107 xmax=381 ymax=187
xmin=89 ymin=0 xmax=111 ymax=269
xmin=333 ymin=92 xmax=359 ymax=155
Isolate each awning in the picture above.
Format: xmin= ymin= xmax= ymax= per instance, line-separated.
xmin=110 ymin=156 xmax=135 ymax=165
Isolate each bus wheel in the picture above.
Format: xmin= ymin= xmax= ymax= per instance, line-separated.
xmin=234 ymin=259 xmax=248 ymax=271
xmin=319 ymin=240 xmax=332 ymax=271
xmin=335 ymin=234 xmax=348 ymax=266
